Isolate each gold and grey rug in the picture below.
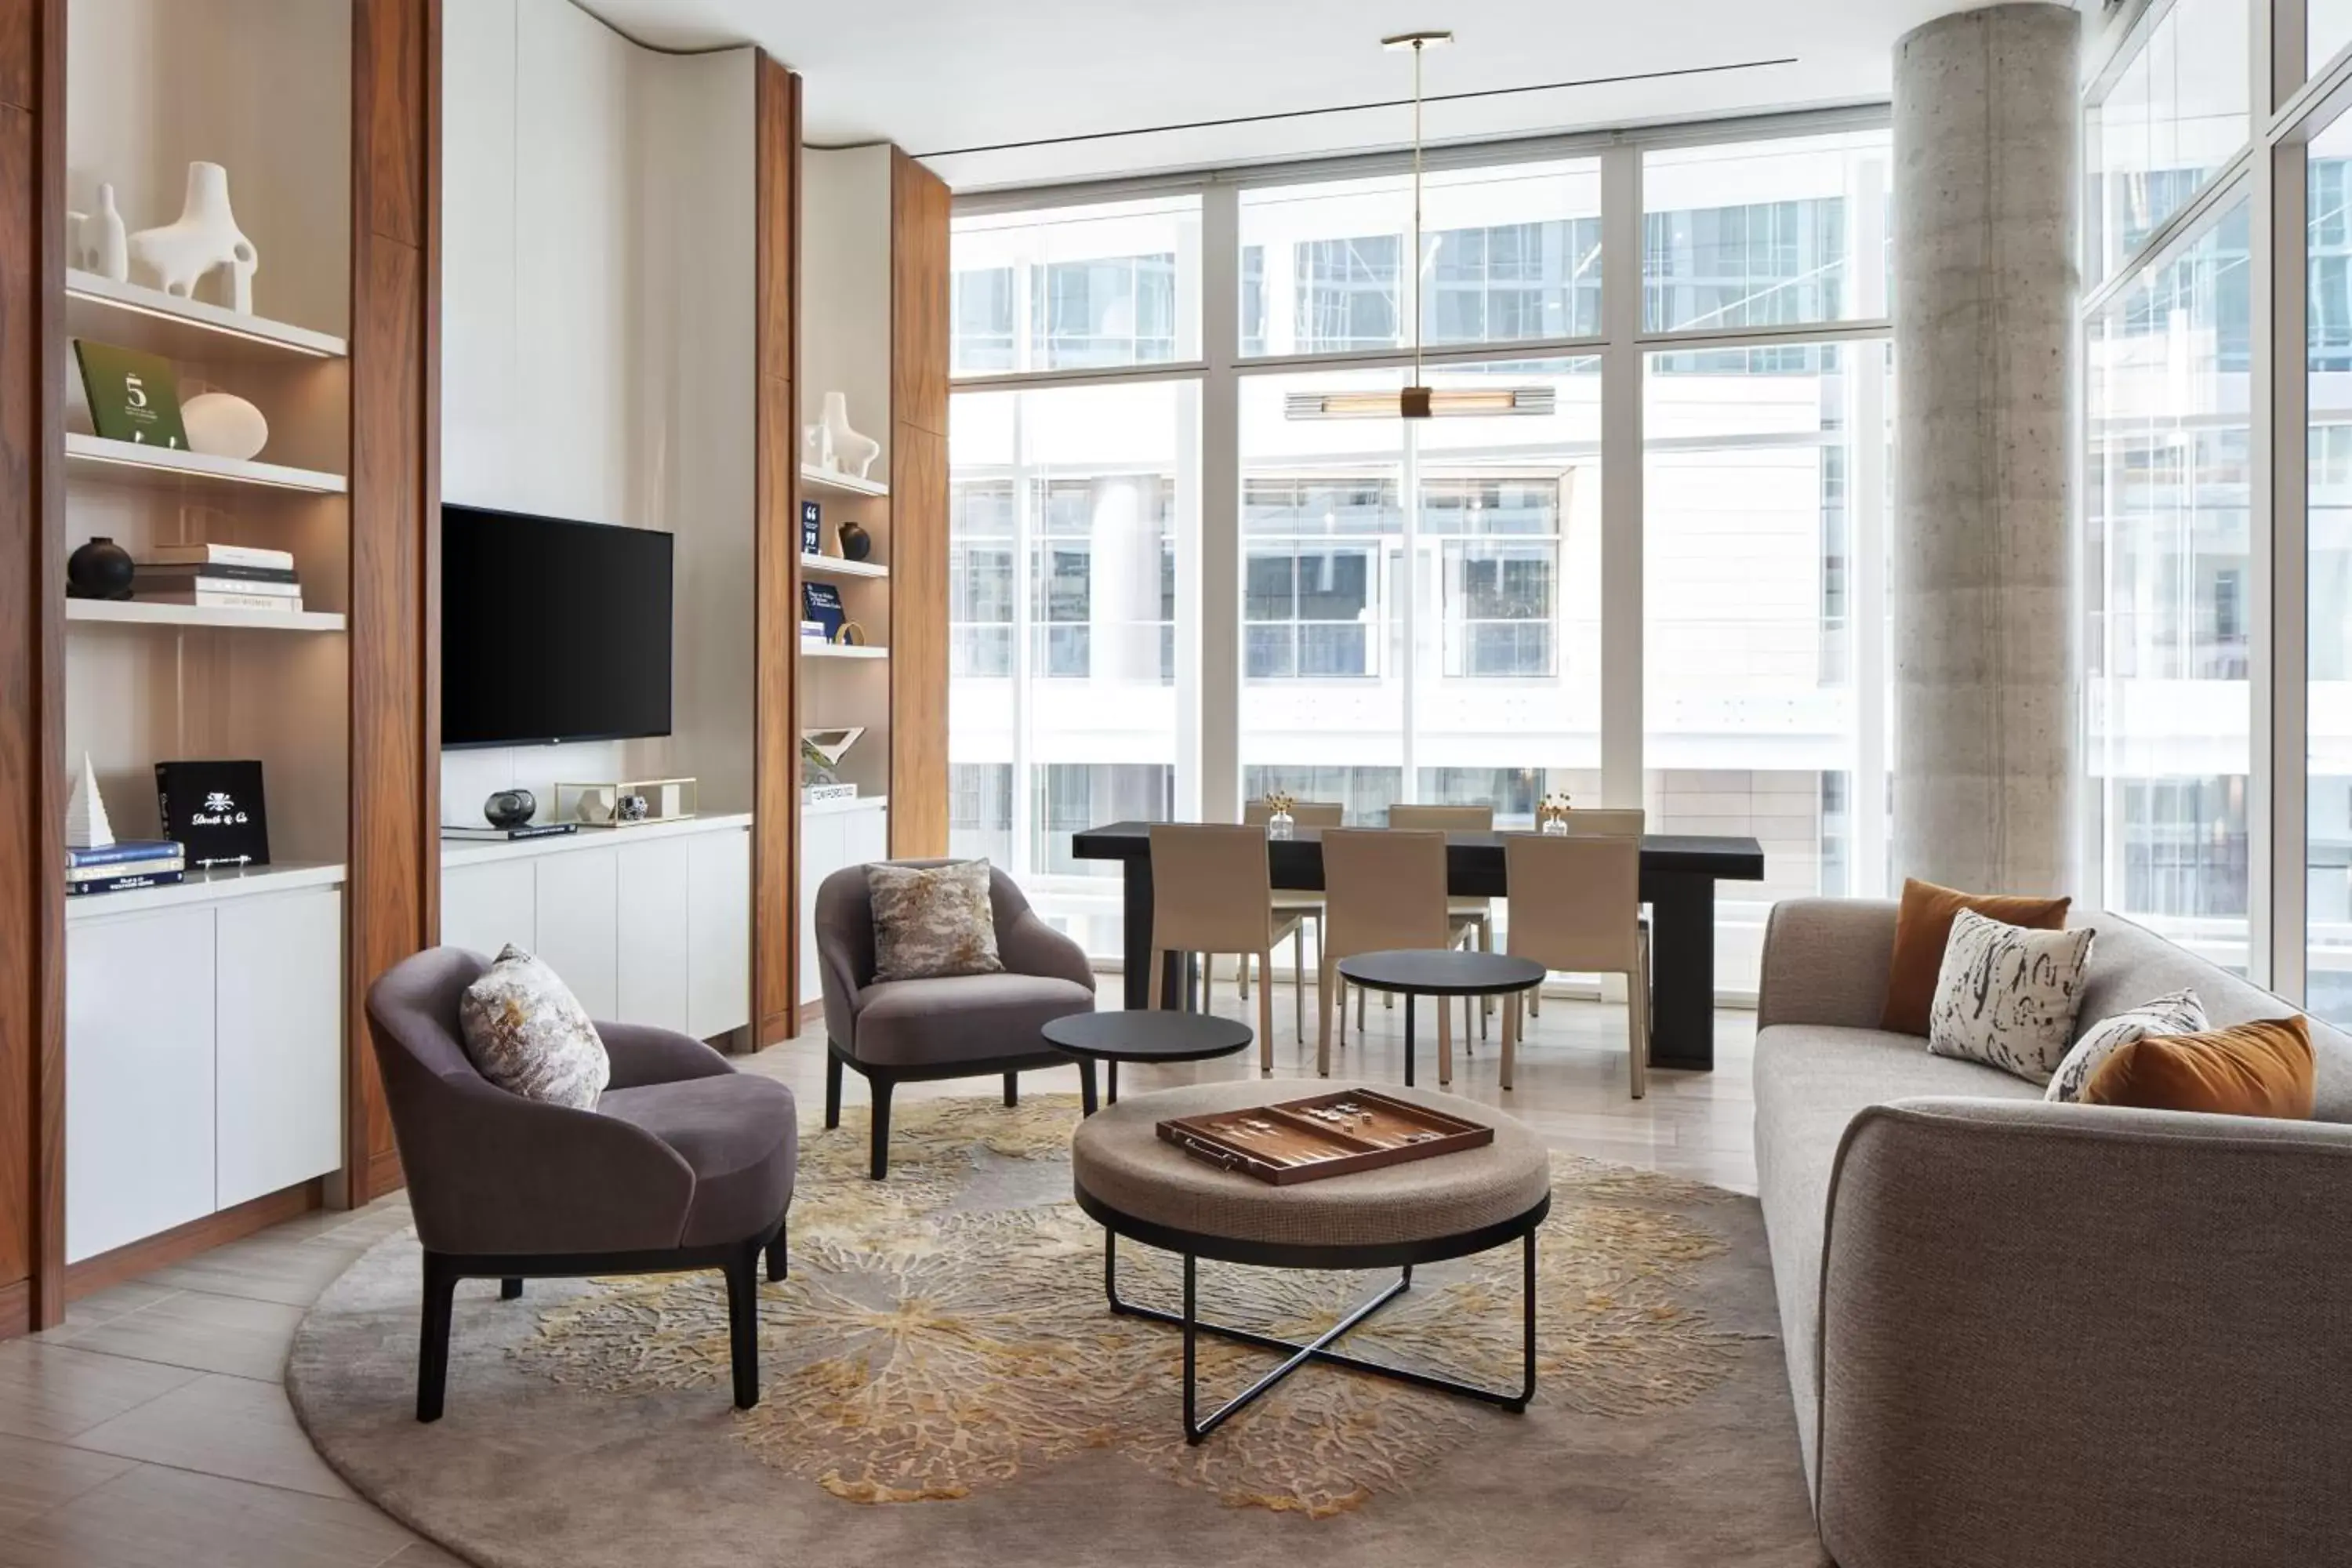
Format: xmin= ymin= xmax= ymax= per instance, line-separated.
xmin=288 ymin=1095 xmax=1825 ymax=1567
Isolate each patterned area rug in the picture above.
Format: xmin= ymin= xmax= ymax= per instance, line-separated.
xmin=288 ymin=1095 xmax=1826 ymax=1568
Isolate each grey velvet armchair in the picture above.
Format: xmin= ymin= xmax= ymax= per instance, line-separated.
xmin=815 ymin=860 xmax=1096 ymax=1178
xmin=365 ymin=947 xmax=797 ymax=1421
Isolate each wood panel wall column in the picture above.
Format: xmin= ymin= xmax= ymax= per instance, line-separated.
xmin=347 ymin=0 xmax=441 ymax=1205
xmin=753 ymin=56 xmax=802 ymax=1046
xmin=888 ymin=149 xmax=949 ymax=857
xmin=0 ymin=0 xmax=67 ymax=1333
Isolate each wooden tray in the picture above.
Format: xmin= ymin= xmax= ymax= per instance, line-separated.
xmin=1156 ymin=1089 xmax=1494 ymax=1185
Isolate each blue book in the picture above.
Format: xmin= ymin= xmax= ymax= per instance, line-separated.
xmin=65 ymin=869 xmax=185 ymax=897
xmin=64 ymin=838 xmax=182 ymax=869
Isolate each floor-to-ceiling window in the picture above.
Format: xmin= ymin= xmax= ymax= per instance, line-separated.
xmin=950 ymin=127 xmax=1893 ymax=989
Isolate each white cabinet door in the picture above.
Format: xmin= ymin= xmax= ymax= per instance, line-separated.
xmin=798 ymin=813 xmax=845 ymax=1006
xmin=215 ymin=889 xmax=344 ymax=1209
xmin=685 ymin=828 xmax=750 ymax=1040
xmin=441 ymin=858 xmax=537 ymax=960
xmin=842 ymin=804 xmax=890 ymax=866
xmin=617 ymin=838 xmax=691 ymax=1033
xmin=534 ymin=847 xmax=619 ymax=1019
xmin=67 ymin=907 xmax=216 ymax=1263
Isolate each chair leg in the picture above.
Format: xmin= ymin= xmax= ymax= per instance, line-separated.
xmin=824 ymin=1051 xmax=843 ymax=1130
xmin=1501 ymin=989 xmax=1520 ymax=1091
xmin=1530 ymin=986 xmax=1541 ymax=1018
xmin=1316 ymin=956 xmax=1335 ymax=1076
xmin=1236 ymin=949 xmax=1249 ymax=1000
xmin=499 ymin=1277 xmax=522 ymax=1301
xmin=1292 ymin=927 xmax=1306 ymax=1044
xmin=868 ymin=1074 xmax=895 ymax=1180
xmin=1358 ymin=984 xmax=1368 ymax=1031
xmin=1479 ymin=920 xmax=1493 ymax=1038
xmin=1437 ymin=987 xmax=1454 ymax=1087
xmin=766 ymin=1218 xmax=789 ymax=1283
xmin=417 ymin=1252 xmax=459 ymax=1423
xmin=1147 ymin=946 xmax=1165 ymax=1011
xmin=724 ymin=1240 xmax=761 ymax=1410
xmin=1628 ymin=963 xmax=1649 ymax=1101
xmin=1257 ymin=949 xmax=1275 ymax=1076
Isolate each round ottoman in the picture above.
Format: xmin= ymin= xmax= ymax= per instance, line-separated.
xmin=1071 ymin=1080 xmax=1552 ymax=1442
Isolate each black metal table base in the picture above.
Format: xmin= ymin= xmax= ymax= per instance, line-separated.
xmin=1103 ymin=1229 xmax=1537 ymax=1443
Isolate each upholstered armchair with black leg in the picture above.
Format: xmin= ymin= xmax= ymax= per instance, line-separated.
xmin=364 ymin=948 xmax=797 ymax=1421
xmin=815 ymin=860 xmax=1096 ymax=1179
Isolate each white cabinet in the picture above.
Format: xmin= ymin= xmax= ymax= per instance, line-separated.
xmin=534 ymin=849 xmax=619 ymax=1018
xmin=618 ymin=838 xmax=691 ymax=1034
xmin=799 ymin=800 xmax=888 ymax=1006
xmin=66 ymin=880 xmax=347 ymax=1265
xmin=441 ymin=818 xmax=752 ymax=1040
xmin=67 ymin=906 xmax=218 ymax=1263
xmin=215 ymin=889 xmax=345 ymax=1210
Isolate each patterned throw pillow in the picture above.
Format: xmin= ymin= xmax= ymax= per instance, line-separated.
xmin=1926 ymin=909 xmax=2097 ymax=1084
xmin=458 ymin=944 xmax=610 ymax=1109
xmin=2045 ymin=989 xmax=2208 ymax=1104
xmin=867 ymin=860 xmax=1004 ymax=982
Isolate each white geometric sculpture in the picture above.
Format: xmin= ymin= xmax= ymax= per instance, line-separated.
xmin=65 ymin=753 xmax=114 ymax=849
xmin=129 ymin=162 xmax=258 ymax=313
xmin=819 ymin=392 xmax=880 ymax=481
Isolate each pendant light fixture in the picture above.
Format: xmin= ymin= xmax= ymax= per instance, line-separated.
xmin=1287 ymin=30 xmax=1553 ymax=421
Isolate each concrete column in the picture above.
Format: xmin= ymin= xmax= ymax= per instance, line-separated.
xmin=1892 ymin=2 xmax=2082 ymax=896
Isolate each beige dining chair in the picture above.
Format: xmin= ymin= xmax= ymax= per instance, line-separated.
xmin=1146 ymin=824 xmax=1298 ymax=1072
xmin=1501 ymin=826 xmax=1650 ymax=1098
xmin=1520 ymin=807 xmax=1647 ymax=1020
xmin=1238 ymin=798 xmax=1345 ymax=1040
xmin=1317 ymin=827 xmax=1461 ymax=1083
xmin=1387 ymin=802 xmax=1497 ymax=1037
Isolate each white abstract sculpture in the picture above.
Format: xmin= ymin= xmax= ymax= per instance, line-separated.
xmin=81 ymin=183 xmax=129 ymax=282
xmin=819 ymin=392 xmax=880 ymax=481
xmin=129 ymin=162 xmax=257 ymax=312
xmin=65 ymin=753 xmax=114 ymax=850
xmin=181 ymin=391 xmax=269 ymax=460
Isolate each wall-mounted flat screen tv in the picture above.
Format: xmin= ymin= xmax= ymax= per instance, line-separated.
xmin=441 ymin=504 xmax=674 ymax=748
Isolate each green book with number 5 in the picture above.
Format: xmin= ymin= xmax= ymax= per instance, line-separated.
xmin=73 ymin=339 xmax=190 ymax=449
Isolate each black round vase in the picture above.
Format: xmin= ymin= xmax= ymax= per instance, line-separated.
xmin=837 ymin=520 xmax=873 ymax=562
xmin=67 ymin=536 xmax=134 ymax=601
xmin=484 ymin=789 xmax=535 ymax=829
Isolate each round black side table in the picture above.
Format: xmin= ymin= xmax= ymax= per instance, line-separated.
xmin=1042 ymin=1011 xmax=1256 ymax=1115
xmin=1336 ymin=949 xmax=1546 ymax=1088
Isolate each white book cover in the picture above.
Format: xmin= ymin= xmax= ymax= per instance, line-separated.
xmin=138 ymin=543 xmax=295 ymax=569
xmin=140 ymin=590 xmax=305 ymax=612
xmin=138 ymin=575 xmax=302 ymax=597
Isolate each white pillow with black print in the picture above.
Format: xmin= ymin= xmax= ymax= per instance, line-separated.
xmin=1926 ymin=908 xmax=2097 ymax=1085
xmin=2044 ymin=988 xmax=2209 ymax=1104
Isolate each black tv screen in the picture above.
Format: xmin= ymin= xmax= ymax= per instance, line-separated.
xmin=441 ymin=505 xmax=674 ymax=748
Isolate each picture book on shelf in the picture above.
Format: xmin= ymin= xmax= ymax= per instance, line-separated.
xmin=154 ymin=760 xmax=270 ymax=867
xmin=73 ymin=341 xmax=191 ymax=449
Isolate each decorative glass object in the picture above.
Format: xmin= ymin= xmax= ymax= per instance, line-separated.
xmin=1264 ymin=790 xmax=1298 ymax=839
xmin=1537 ymin=793 xmax=1573 ymax=834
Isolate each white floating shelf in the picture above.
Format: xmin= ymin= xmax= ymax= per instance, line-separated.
xmin=800 ymin=464 xmax=888 ymax=499
xmin=800 ymin=641 xmax=889 ymax=660
xmin=66 ymin=270 xmax=348 ymax=363
xmin=65 ymin=433 xmax=348 ymax=496
xmin=67 ymin=599 xmax=346 ymax=633
xmin=800 ymin=553 xmax=888 ymax=579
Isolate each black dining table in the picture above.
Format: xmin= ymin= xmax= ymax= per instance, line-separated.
xmin=1069 ymin=822 xmax=1766 ymax=1073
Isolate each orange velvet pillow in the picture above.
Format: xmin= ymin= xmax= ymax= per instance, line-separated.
xmin=1880 ymin=878 xmax=2072 ymax=1036
xmin=2081 ymin=1016 xmax=2316 ymax=1120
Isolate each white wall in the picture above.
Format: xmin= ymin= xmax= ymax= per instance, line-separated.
xmin=440 ymin=0 xmax=755 ymax=823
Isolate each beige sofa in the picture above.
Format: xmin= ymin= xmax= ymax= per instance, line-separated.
xmin=1754 ymin=900 xmax=2352 ymax=1568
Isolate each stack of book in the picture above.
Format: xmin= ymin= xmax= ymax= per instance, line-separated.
xmin=67 ymin=838 xmax=185 ymax=897
xmin=132 ymin=543 xmax=302 ymax=612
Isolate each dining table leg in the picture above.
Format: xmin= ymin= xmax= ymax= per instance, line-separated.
xmin=1402 ymin=993 xmax=1416 ymax=1089
xmin=1120 ymin=853 xmax=1192 ymax=1011
xmin=1645 ymin=871 xmax=1716 ymax=1071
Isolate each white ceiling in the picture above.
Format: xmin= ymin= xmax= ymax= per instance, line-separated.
xmin=574 ymin=0 xmax=2078 ymax=191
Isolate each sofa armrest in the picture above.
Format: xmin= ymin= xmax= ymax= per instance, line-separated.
xmin=999 ymin=906 xmax=1096 ymax=993
xmin=1755 ymin=898 xmax=1898 ymax=1031
xmin=393 ymin=1073 xmax=698 ymax=1257
xmin=1816 ymin=1098 xmax=2352 ymax=1568
xmin=597 ymin=1020 xmax=735 ymax=1090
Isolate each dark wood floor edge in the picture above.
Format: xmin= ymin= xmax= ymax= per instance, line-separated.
xmin=61 ymin=1178 xmax=324 ymax=1301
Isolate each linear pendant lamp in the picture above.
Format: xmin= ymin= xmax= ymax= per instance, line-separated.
xmin=1288 ymin=30 xmax=1550 ymax=422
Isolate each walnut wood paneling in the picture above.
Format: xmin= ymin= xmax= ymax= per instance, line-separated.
xmin=0 ymin=0 xmax=64 ymax=1336
xmin=753 ymin=56 xmax=801 ymax=1046
xmin=888 ymin=151 xmax=949 ymax=856
xmin=347 ymin=0 xmax=439 ymax=1204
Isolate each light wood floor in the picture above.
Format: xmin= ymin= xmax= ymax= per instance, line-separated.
xmin=0 ymin=987 xmax=1756 ymax=1566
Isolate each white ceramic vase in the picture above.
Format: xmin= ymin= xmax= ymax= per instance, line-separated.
xmin=129 ymin=162 xmax=257 ymax=312
xmin=181 ymin=390 xmax=269 ymax=461
xmin=820 ymin=392 xmax=880 ymax=481
xmin=81 ymin=184 xmax=129 ymax=283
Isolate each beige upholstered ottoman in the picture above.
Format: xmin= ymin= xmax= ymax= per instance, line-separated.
xmin=1071 ymin=1080 xmax=1552 ymax=1443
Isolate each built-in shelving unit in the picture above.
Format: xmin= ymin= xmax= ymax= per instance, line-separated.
xmin=800 ymin=463 xmax=887 ymax=499
xmin=64 ymin=433 xmax=349 ymax=495
xmin=66 ymin=600 xmax=347 ymax=633
xmin=65 ymin=270 xmax=349 ymax=362
xmin=800 ymin=552 xmax=887 ymax=579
